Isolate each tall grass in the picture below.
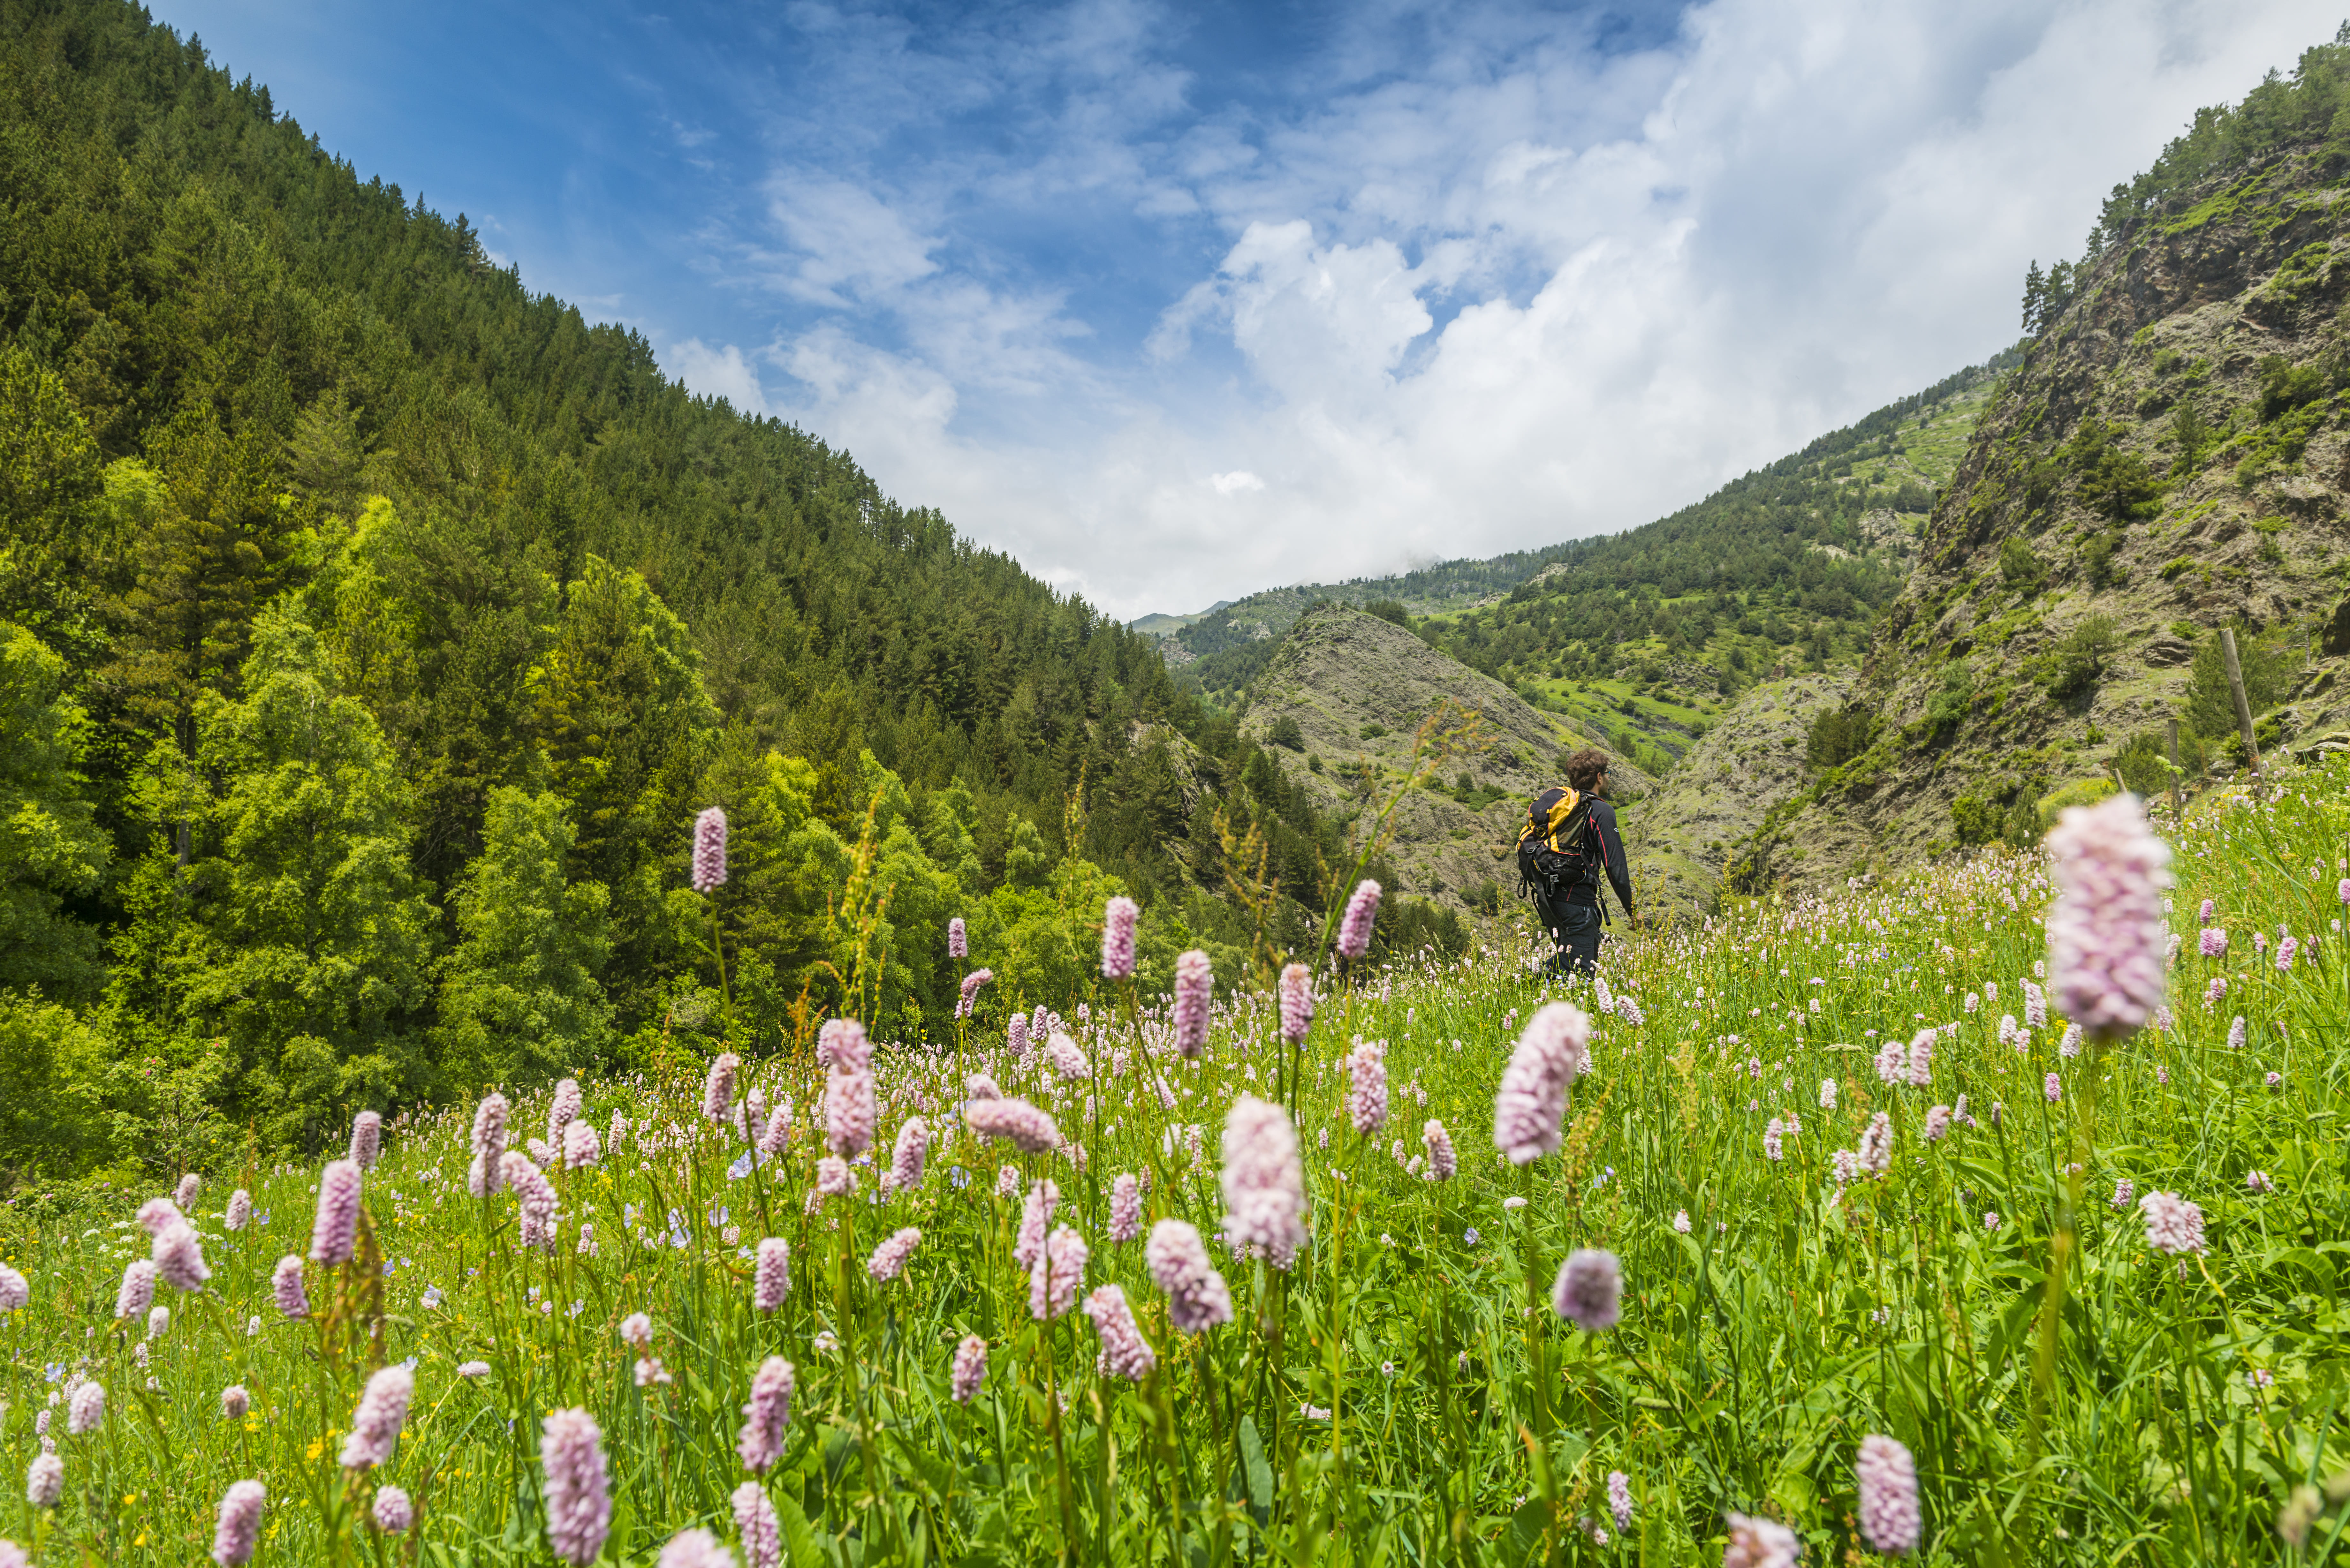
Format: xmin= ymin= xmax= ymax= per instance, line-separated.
xmin=4 ymin=765 xmax=2348 ymax=1565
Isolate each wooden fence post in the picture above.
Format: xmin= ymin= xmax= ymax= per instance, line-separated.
xmin=2222 ymin=627 xmax=2263 ymax=778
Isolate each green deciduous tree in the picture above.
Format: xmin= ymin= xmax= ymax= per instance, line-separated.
xmin=0 ymin=622 xmax=110 ymax=998
xmin=115 ymin=604 xmax=438 ymax=1147
xmin=434 ymin=786 xmax=612 ymax=1091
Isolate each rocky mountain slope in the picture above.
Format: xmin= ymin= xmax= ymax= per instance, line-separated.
xmin=1622 ymin=673 xmax=1853 ymax=917
xmin=1740 ymin=103 xmax=2350 ymax=891
xmin=1235 ymin=605 xmax=1653 ymax=923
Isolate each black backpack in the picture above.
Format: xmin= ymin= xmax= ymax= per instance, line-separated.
xmin=1515 ymin=785 xmax=1598 ymax=903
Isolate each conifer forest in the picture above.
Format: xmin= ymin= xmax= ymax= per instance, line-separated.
xmin=3 ymin=4 xmax=2350 ymax=1566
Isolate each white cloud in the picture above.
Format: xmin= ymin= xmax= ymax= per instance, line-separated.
xmin=665 ymin=338 xmax=771 ymax=415
xmin=739 ymin=0 xmax=2344 ymax=618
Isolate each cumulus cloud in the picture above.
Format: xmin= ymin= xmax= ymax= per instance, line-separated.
xmin=694 ymin=0 xmax=2342 ymax=618
xmin=667 ymin=338 xmax=771 ymax=415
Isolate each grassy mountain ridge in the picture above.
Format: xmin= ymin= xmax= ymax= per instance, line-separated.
xmin=1226 ymin=602 xmax=1655 ymax=926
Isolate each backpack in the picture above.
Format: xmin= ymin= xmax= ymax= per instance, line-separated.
xmin=1516 ymin=785 xmax=1598 ymax=904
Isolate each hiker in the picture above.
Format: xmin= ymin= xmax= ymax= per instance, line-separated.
xmin=1516 ymin=747 xmax=1636 ymax=975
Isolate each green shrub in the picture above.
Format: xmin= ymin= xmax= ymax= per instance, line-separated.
xmin=1805 ymin=705 xmax=1876 ymax=771
xmin=1363 ymin=599 xmax=1412 ymax=629
xmin=2184 ymin=625 xmax=2289 ymax=741
xmin=1266 ymin=715 xmax=1304 ymax=750
xmin=1999 ymin=534 xmax=2046 ymax=591
xmin=1952 ymin=793 xmax=2004 ymax=846
xmin=2044 ymin=615 xmax=2118 ymax=699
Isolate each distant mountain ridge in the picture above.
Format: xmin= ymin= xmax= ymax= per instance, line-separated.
xmin=1133 ymin=353 xmax=2018 ymax=655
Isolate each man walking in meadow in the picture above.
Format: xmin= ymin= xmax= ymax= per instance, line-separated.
xmin=1518 ymin=747 xmax=1636 ymax=974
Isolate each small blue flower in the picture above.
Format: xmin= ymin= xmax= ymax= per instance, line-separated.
xmin=1463 ymin=1227 xmax=1482 ymax=1247
xmin=44 ymin=1362 xmax=64 ymax=1383
xmin=421 ymin=1286 xmax=444 ymax=1310
xmin=950 ymin=1166 xmax=970 ymax=1190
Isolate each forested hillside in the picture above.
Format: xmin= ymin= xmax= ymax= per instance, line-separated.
xmin=0 ymin=0 xmax=1449 ymax=1172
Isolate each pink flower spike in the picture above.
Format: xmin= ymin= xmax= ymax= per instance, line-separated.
xmin=539 ymin=1409 xmax=612 ymax=1565
xmin=309 ymin=1160 xmax=363 ymax=1265
xmin=1101 ymin=896 xmax=1138 ymax=980
xmin=951 ymin=1334 xmax=989 ymax=1402
xmin=1855 ymin=1434 xmax=1921 ymax=1554
xmin=2046 ymin=793 xmax=2171 ymax=1041
xmin=1173 ymin=950 xmax=1212 ymax=1058
xmin=691 ymin=806 xmax=728 ymax=893
xmin=1493 ymin=1004 xmax=1590 ymax=1165
xmin=1278 ymin=962 xmax=1314 ymax=1044
xmin=210 ymin=1479 xmax=265 ymax=1566
xmin=1337 ymin=879 xmax=1381 ymax=961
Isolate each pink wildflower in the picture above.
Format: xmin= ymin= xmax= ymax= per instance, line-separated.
xmin=1109 ymin=1174 xmax=1143 ymax=1242
xmin=823 ymin=1063 xmax=876 ymax=1157
xmin=1337 ymin=878 xmax=1381 ymax=960
xmin=703 ymin=1052 xmax=740 ymax=1122
xmin=1346 ymin=1038 xmax=1389 ymax=1135
xmin=2046 ymin=793 xmax=2171 ymax=1040
xmin=1084 ymin=1284 xmax=1156 ymax=1381
xmin=1014 ymin=1179 xmax=1060 ymax=1271
xmin=691 ymin=805 xmax=727 ymax=893
xmin=951 ymin=1334 xmax=989 ymax=1401
xmin=733 ymin=1481 xmax=781 ymax=1568
xmin=349 ymin=1110 xmax=382 ymax=1169
xmin=1221 ymin=1094 xmax=1306 ymax=1269
xmin=1904 ymin=1028 xmax=1933 ymax=1088
xmin=272 ymin=1254 xmax=309 ymax=1318
xmin=753 ymin=1239 xmax=790 ymax=1312
xmin=309 ymin=1160 xmax=363 ymax=1265
xmin=817 ymin=1017 xmax=871 ymax=1072
xmin=2138 ymin=1190 xmax=2206 ymax=1255
xmin=1279 ymin=962 xmax=1314 ymax=1044
xmin=1552 ymin=1248 xmax=1622 ymax=1332
xmin=115 ymin=1259 xmax=156 ymax=1320
xmin=1173 ymin=949 xmax=1212 ymax=1058
xmin=736 ymin=1358 xmax=797 ymax=1473
xmin=339 ymin=1364 xmax=413 ymax=1469
xmin=211 ymin=1479 xmax=265 ymax=1566
xmin=153 ymin=1220 xmax=210 ymax=1293
xmin=1855 ymin=1434 xmax=1921 ymax=1554
xmin=1030 ymin=1225 xmax=1089 ymax=1320
xmin=1493 ymin=1004 xmax=1590 ymax=1165
xmin=540 ymin=1409 xmax=611 ymax=1565
xmin=867 ymin=1227 xmax=921 ymax=1283
xmin=468 ymin=1093 xmax=509 ymax=1196
xmin=956 ymin=968 xmax=993 ymax=1019
xmin=1421 ymin=1119 xmax=1457 ymax=1181
xmin=1722 ymin=1512 xmax=1800 ymax=1568
xmin=1146 ymin=1218 xmax=1234 ymax=1332
xmin=947 ymin=916 xmax=967 ymax=960
xmin=372 ymin=1486 xmax=414 ymax=1534
xmin=965 ymin=1096 xmax=1060 ymax=1153
xmin=1101 ymin=896 xmax=1138 ymax=980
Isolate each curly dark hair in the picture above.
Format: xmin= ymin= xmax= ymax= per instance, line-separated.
xmin=1564 ymin=748 xmax=1611 ymax=792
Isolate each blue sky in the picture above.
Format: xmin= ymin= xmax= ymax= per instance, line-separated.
xmin=156 ymin=0 xmax=2339 ymax=618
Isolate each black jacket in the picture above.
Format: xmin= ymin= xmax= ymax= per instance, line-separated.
xmin=1563 ymin=798 xmax=1634 ymax=915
